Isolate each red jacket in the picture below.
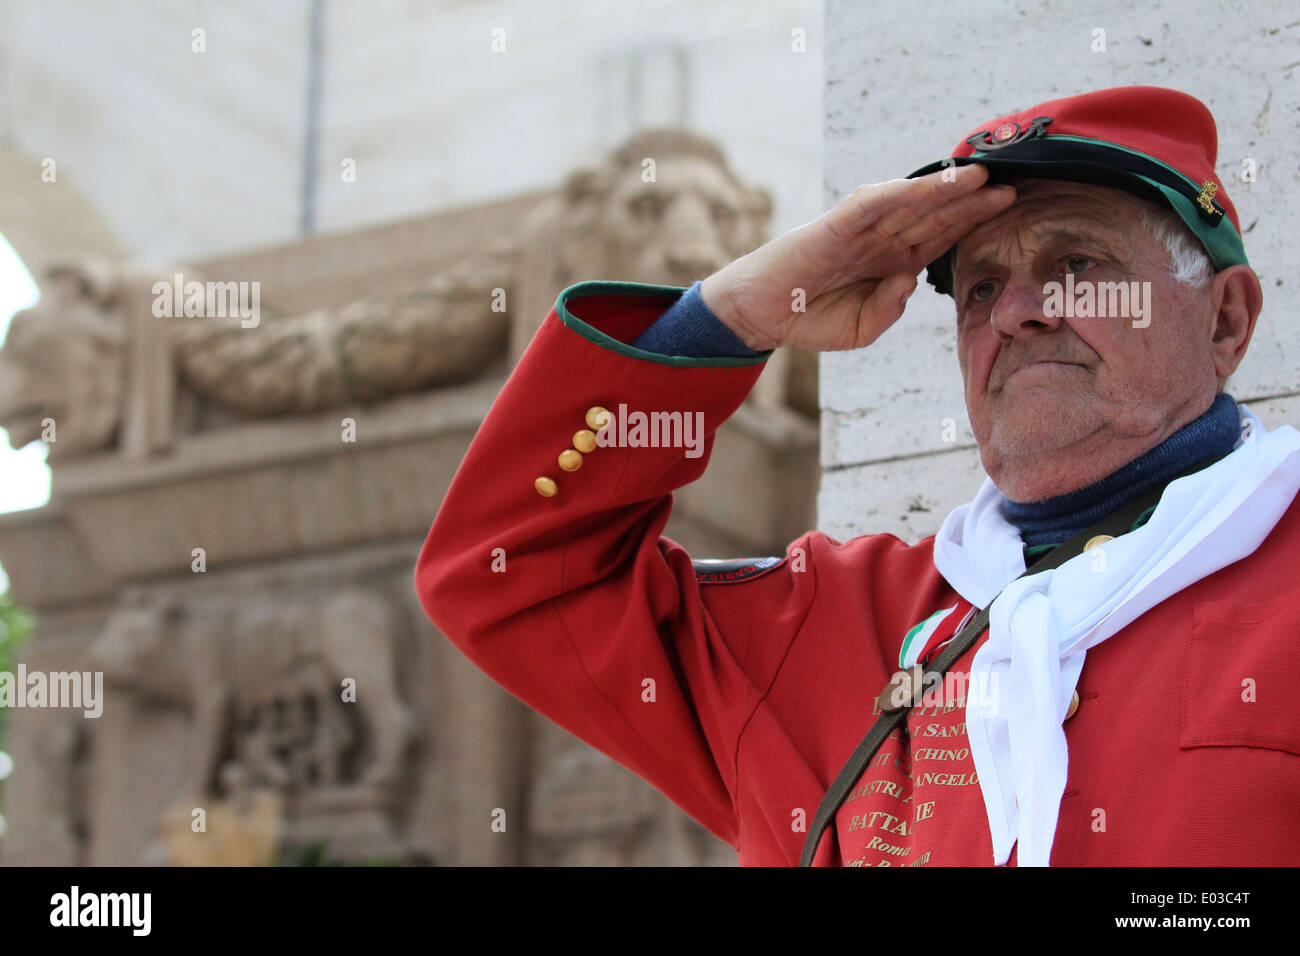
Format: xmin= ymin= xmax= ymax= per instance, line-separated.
xmin=416 ymin=281 xmax=1300 ymax=866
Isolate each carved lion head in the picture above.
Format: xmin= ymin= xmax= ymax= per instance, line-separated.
xmin=558 ymin=128 xmax=773 ymax=288
xmin=0 ymin=257 xmax=127 ymax=458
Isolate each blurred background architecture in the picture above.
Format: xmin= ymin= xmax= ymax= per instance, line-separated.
xmin=0 ymin=0 xmax=822 ymax=865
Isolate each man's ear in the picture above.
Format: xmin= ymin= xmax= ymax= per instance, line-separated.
xmin=1208 ymin=265 xmax=1262 ymax=386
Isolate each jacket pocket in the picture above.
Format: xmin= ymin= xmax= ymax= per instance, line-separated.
xmin=1182 ymin=590 xmax=1300 ymax=756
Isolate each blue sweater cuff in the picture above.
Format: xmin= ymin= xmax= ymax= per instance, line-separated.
xmin=630 ymin=281 xmax=766 ymax=358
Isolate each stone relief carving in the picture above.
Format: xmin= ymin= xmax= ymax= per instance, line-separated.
xmin=0 ymin=128 xmax=813 ymax=866
xmin=18 ymin=714 xmax=92 ymax=866
xmin=509 ymin=127 xmax=773 ymax=359
xmin=85 ymin=587 xmax=416 ymax=862
xmin=0 ymin=250 xmax=512 ymax=461
xmin=0 ymin=128 xmax=811 ymax=463
xmin=508 ymin=126 xmax=816 ymax=414
xmin=0 ymin=259 xmax=130 ymax=459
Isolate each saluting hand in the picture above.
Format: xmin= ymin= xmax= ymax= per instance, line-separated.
xmin=699 ymin=165 xmax=1016 ymax=352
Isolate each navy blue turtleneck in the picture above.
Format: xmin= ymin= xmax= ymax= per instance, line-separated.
xmin=632 ymin=282 xmax=1241 ymax=555
xmin=1001 ymin=392 xmax=1241 ymax=554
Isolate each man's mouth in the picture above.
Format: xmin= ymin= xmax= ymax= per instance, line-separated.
xmin=1008 ymin=360 xmax=1084 ymax=377
xmin=991 ymin=359 xmax=1088 ymax=394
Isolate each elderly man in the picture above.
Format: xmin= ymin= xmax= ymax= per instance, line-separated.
xmin=416 ymin=87 xmax=1300 ymax=866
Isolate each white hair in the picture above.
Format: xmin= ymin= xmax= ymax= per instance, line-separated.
xmin=1135 ymin=202 xmax=1215 ymax=287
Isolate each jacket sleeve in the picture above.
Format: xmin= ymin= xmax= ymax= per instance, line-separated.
xmin=415 ymin=279 xmax=786 ymax=846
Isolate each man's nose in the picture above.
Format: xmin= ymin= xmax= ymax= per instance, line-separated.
xmin=988 ymin=276 xmax=1062 ymax=339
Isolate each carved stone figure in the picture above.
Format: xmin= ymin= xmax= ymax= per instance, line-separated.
xmin=0 ymin=250 xmax=511 ymax=460
xmin=87 ymin=588 xmax=415 ymax=801
xmin=0 ymin=129 xmax=808 ymax=463
xmin=509 ymin=127 xmax=773 ymax=360
xmin=0 ymin=260 xmax=129 ymax=458
xmin=0 ymin=128 xmax=817 ymax=866
xmin=8 ymin=713 xmax=92 ymax=865
xmin=169 ymin=241 xmax=515 ymax=417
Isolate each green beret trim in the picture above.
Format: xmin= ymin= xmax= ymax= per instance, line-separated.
xmin=1144 ymin=180 xmax=1250 ymax=271
xmin=555 ymin=280 xmax=773 ymax=368
xmin=998 ymin=134 xmax=1250 ymax=271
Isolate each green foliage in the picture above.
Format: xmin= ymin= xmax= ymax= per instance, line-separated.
xmin=0 ymin=588 xmax=34 ymax=747
xmin=278 ymin=841 xmax=336 ymax=867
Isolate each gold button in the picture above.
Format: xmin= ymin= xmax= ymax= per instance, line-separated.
xmin=573 ymin=429 xmax=597 ymax=453
xmin=585 ymin=406 xmax=611 ymax=430
xmin=558 ymin=450 xmax=582 ymax=472
xmin=1083 ymin=534 xmax=1114 ymax=551
xmin=534 ymin=476 xmax=557 ymax=497
xmin=1065 ymin=689 xmax=1080 ymax=721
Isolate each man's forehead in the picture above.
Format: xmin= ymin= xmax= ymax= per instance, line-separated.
xmin=955 ymin=180 xmax=1139 ymax=267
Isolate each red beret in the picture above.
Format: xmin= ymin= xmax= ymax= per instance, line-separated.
xmin=907 ymin=86 xmax=1249 ymax=296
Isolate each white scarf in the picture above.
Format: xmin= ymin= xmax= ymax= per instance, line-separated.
xmin=932 ymin=403 xmax=1300 ymax=866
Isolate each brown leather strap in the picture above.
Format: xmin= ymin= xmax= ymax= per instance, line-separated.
xmin=797 ymin=451 xmax=1229 ymax=867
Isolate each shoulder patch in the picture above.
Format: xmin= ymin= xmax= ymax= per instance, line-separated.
xmin=692 ymin=555 xmax=786 ymax=585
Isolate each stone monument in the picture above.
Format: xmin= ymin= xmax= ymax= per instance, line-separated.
xmin=0 ymin=129 xmax=818 ymax=866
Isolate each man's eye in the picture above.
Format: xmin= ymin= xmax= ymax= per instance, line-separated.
xmin=1063 ymin=255 xmax=1094 ymax=274
xmin=971 ymin=279 xmax=999 ymax=302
